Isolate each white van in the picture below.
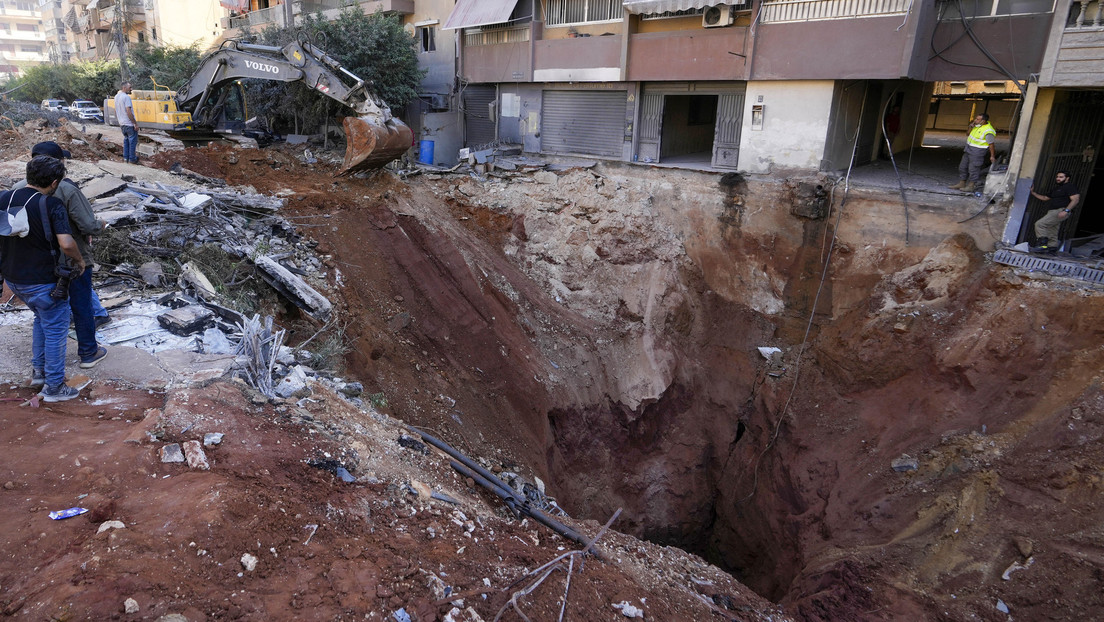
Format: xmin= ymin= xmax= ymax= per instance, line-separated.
xmin=41 ymin=99 xmax=67 ymax=111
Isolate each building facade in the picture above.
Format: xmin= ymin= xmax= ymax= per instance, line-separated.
xmin=1 ymin=0 xmax=48 ymax=79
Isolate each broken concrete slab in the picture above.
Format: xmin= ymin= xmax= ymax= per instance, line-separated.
xmin=81 ymin=176 xmax=128 ymax=200
xmin=158 ymin=304 xmax=215 ymax=336
xmin=183 ymin=440 xmax=210 ymax=470
xmin=274 ymin=365 xmax=309 ymax=399
xmin=160 ymin=443 xmax=185 ymax=463
xmin=179 ymin=262 xmax=217 ymax=299
xmin=254 ymin=256 xmax=332 ymax=321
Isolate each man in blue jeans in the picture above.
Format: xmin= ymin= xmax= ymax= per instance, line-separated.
xmin=13 ymin=142 xmax=110 ymax=367
xmin=0 ymin=156 xmax=88 ymax=401
xmin=114 ymin=81 xmax=140 ymax=164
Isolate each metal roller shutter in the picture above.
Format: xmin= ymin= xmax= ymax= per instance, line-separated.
xmin=464 ymin=85 xmax=497 ymax=148
xmin=541 ymin=90 xmax=625 ymax=157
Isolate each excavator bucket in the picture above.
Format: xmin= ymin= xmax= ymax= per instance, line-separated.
xmin=337 ymin=115 xmax=414 ymax=176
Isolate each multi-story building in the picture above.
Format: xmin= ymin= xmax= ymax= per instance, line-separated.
xmin=0 ymin=0 xmax=48 ymax=79
xmin=63 ymin=0 xmax=228 ymax=62
xmin=40 ymin=0 xmax=74 ymax=64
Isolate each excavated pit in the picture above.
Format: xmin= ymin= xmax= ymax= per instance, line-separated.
xmin=150 ymin=146 xmax=1104 ymax=620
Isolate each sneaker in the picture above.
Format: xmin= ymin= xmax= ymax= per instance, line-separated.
xmin=30 ymin=369 xmax=45 ymax=388
xmin=94 ymin=315 xmax=112 ymax=328
xmin=41 ymin=383 xmax=80 ymax=402
xmin=79 ymin=346 xmax=108 ymax=369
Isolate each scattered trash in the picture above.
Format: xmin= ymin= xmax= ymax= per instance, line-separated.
xmin=392 ymin=608 xmax=412 ymax=622
xmin=612 ymin=600 xmax=644 ymax=618
xmin=757 ymin=346 xmax=782 ymax=360
xmin=1002 ymin=556 xmax=1034 ymax=580
xmin=303 ymin=524 xmax=319 ymax=545
xmin=996 ymin=599 xmax=1009 ymax=614
xmin=49 ymin=507 xmax=89 ymax=520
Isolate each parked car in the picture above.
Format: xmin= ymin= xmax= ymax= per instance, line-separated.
xmin=41 ymin=99 xmax=67 ymax=111
xmin=69 ymin=100 xmax=104 ymax=122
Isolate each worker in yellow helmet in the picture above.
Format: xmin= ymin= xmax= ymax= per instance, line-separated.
xmin=948 ymin=113 xmax=996 ymax=194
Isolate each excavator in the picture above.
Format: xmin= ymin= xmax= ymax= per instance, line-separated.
xmin=104 ymin=37 xmax=413 ymax=174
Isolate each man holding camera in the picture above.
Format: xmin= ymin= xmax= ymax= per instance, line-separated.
xmin=0 ymin=156 xmax=87 ymax=401
xmin=14 ymin=142 xmax=109 ymax=368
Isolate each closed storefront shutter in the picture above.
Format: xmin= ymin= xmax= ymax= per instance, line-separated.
xmin=541 ymin=90 xmax=625 ymax=157
xmin=464 ymin=85 xmax=497 ymax=147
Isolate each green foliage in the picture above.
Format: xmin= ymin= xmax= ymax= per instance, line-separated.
xmin=6 ymin=59 xmax=120 ymax=105
xmin=128 ymin=43 xmax=203 ymax=92
xmin=243 ymin=6 xmax=424 ymax=135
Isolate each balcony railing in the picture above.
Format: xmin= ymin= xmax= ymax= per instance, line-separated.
xmin=228 ymin=5 xmax=286 ymax=30
xmin=464 ymin=25 xmax=530 ymax=47
xmin=1068 ymin=0 xmax=1103 ymax=28
xmin=761 ymin=0 xmax=912 ymax=23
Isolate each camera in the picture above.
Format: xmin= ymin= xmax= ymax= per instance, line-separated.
xmin=50 ymin=261 xmax=80 ymax=300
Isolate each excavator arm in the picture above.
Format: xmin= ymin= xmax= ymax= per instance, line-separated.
xmin=177 ymin=39 xmax=412 ymax=174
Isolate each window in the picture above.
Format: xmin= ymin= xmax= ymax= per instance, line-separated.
xmin=546 ymin=0 xmax=621 ymax=27
xmin=939 ymin=0 xmax=1055 ymax=19
xmin=418 ymin=25 xmax=435 ymax=52
xmin=641 ymin=8 xmax=704 ymax=20
xmin=21 ymin=44 xmax=41 ymax=52
xmin=16 ymin=22 xmax=37 ymax=31
xmin=137 ymin=31 xmax=144 ymax=42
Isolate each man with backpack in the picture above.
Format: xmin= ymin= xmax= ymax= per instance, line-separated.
xmin=13 ymin=141 xmax=109 ymax=368
xmin=0 ymin=156 xmax=88 ymax=402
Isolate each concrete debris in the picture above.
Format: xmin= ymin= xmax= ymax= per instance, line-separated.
xmin=339 ymin=382 xmax=363 ymax=397
xmin=757 ymin=346 xmax=783 ymax=361
xmin=240 ymin=553 xmax=258 ymax=572
xmin=97 ymin=520 xmax=127 ymax=534
xmin=442 ymin=606 xmax=484 ymax=622
xmin=237 ymin=315 xmax=284 ymax=398
xmin=203 ymin=433 xmax=224 ymax=447
xmin=82 ymin=175 xmax=128 ymax=199
xmin=138 ymin=261 xmax=166 ymax=287
xmin=123 ymin=597 xmax=139 ymax=614
xmin=996 ymin=599 xmax=1009 ymax=614
xmin=179 ymin=262 xmax=217 ymax=299
xmin=160 ymin=443 xmax=185 ymax=463
xmin=254 ymin=255 xmax=333 ymax=321
xmin=392 ymin=608 xmax=412 ymax=622
xmin=183 ymin=440 xmax=210 ymax=470
xmin=157 ymin=304 xmax=216 ymax=336
xmin=274 ymin=365 xmax=310 ymax=399
xmin=891 ymin=455 xmax=919 ymax=472
xmin=612 ymin=601 xmax=645 ymax=618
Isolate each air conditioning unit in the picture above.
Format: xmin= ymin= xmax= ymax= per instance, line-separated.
xmin=703 ymin=5 xmax=736 ymax=28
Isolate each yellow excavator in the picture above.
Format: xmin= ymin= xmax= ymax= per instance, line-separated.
xmin=105 ymin=38 xmax=412 ymax=174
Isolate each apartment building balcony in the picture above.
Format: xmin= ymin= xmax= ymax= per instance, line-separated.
xmin=627 ymin=26 xmax=749 ymax=81
xmin=93 ymin=7 xmax=113 ymax=31
xmin=9 ymin=50 xmax=47 ymax=61
xmin=227 ymin=5 xmax=288 ymax=30
xmin=0 ymin=5 xmax=38 ymax=18
xmin=760 ymin=0 xmax=911 ymax=23
xmin=3 ymin=31 xmax=47 ymax=42
xmin=357 ymin=0 xmax=413 ymax=14
xmin=1042 ymin=0 xmax=1104 ymax=86
xmin=461 ymin=25 xmax=531 ymax=82
xmin=534 ymin=33 xmax=622 ymax=82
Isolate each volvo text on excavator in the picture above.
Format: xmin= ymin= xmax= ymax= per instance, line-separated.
xmin=105 ymin=37 xmax=413 ymax=175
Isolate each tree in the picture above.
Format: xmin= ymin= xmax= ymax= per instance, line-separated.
xmin=242 ymin=6 xmax=424 ymax=135
xmin=128 ymin=43 xmax=203 ymax=92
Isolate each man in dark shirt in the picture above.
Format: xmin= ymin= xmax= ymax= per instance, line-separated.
xmin=0 ymin=156 xmax=87 ymax=401
xmin=13 ymin=141 xmax=109 ymax=369
xmin=1030 ymin=171 xmax=1081 ymax=253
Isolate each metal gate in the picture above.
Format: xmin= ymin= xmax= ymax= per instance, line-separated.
xmin=541 ymin=90 xmax=626 ymax=157
xmin=712 ymin=93 xmax=744 ymax=169
xmin=463 ymin=85 xmax=497 ymax=148
xmin=1020 ymin=90 xmax=1104 ymax=245
xmin=637 ymin=93 xmax=664 ymax=163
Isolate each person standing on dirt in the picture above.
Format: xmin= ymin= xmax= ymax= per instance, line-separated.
xmin=114 ymin=81 xmax=139 ymax=164
xmin=1029 ymin=171 xmax=1080 ymax=254
xmin=13 ymin=142 xmax=110 ymax=369
xmin=0 ymin=156 xmax=87 ymax=402
xmin=948 ymin=113 xmax=996 ymax=193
